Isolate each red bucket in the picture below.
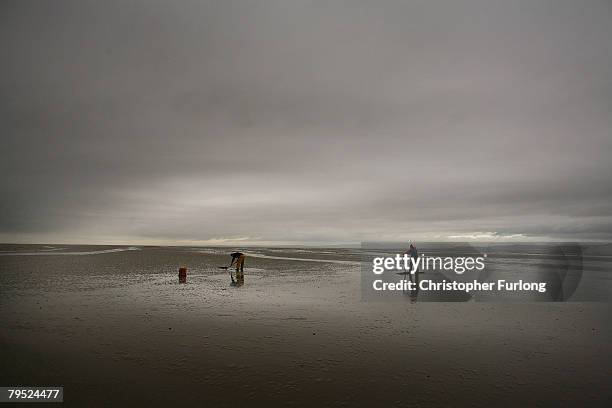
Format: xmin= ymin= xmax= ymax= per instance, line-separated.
xmin=178 ymin=267 xmax=187 ymax=283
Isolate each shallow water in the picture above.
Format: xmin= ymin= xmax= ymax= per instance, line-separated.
xmin=1 ymin=245 xmax=611 ymax=407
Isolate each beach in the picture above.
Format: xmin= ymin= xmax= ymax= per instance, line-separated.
xmin=1 ymin=245 xmax=611 ymax=407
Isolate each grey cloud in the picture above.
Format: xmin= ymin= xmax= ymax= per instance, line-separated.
xmin=1 ymin=0 xmax=611 ymax=244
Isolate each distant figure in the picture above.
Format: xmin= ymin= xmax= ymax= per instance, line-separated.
xmin=408 ymin=244 xmax=418 ymax=263
xmin=230 ymin=251 xmax=246 ymax=285
xmin=401 ymin=243 xmax=420 ymax=302
xmin=405 ymin=244 xmax=418 ymax=275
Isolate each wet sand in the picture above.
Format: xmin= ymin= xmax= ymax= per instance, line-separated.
xmin=1 ymin=246 xmax=611 ymax=407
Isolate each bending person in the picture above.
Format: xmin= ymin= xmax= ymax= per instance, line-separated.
xmin=229 ymin=251 xmax=246 ymax=284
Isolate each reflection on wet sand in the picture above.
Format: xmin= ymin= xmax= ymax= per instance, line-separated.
xmin=400 ymin=270 xmax=420 ymax=303
xmin=231 ymin=270 xmax=244 ymax=287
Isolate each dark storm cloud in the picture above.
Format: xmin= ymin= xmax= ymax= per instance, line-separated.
xmin=1 ymin=0 xmax=611 ymax=244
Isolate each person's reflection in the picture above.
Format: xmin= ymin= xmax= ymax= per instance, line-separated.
xmin=408 ymin=268 xmax=419 ymax=302
xmin=236 ymin=271 xmax=244 ymax=287
xmin=402 ymin=269 xmax=420 ymax=302
xmin=410 ymin=268 xmax=419 ymax=302
xmin=231 ymin=272 xmax=244 ymax=287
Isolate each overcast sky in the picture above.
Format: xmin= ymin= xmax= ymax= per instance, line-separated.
xmin=1 ymin=0 xmax=611 ymax=245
